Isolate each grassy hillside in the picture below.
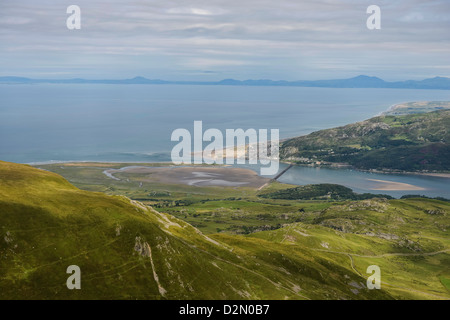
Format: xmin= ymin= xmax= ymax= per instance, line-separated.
xmin=1 ymin=161 xmax=449 ymax=299
xmin=0 ymin=161 xmax=393 ymax=300
xmin=280 ymin=109 xmax=450 ymax=172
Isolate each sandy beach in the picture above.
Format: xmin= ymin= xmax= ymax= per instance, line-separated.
xmin=417 ymin=173 xmax=450 ymax=179
xmin=366 ymin=178 xmax=426 ymax=191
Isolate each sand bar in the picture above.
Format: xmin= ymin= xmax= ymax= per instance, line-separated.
xmin=366 ymin=178 xmax=425 ymax=191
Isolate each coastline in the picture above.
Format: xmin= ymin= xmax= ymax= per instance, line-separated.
xmin=278 ymin=160 xmax=450 ymax=178
xmin=27 ymin=101 xmax=450 ymax=198
xmin=31 ymin=160 xmax=450 ymax=200
xmin=26 ymin=160 xmax=174 ymax=166
xmin=30 ymin=159 xmax=450 ymax=179
xmin=29 ymin=158 xmax=450 ymax=183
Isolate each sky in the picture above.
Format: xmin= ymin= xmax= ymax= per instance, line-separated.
xmin=0 ymin=0 xmax=449 ymax=81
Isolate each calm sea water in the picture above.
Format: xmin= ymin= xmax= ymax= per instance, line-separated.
xmin=277 ymin=164 xmax=450 ymax=199
xmin=1 ymin=84 xmax=449 ymax=197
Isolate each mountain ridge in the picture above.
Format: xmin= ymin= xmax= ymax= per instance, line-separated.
xmin=1 ymin=75 xmax=450 ymax=89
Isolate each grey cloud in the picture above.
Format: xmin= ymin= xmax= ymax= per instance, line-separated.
xmin=0 ymin=0 xmax=449 ymax=80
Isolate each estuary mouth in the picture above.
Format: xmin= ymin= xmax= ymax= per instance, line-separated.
xmin=103 ymin=165 xmax=270 ymax=188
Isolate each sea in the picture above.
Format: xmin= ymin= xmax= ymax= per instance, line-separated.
xmin=1 ymin=83 xmax=450 ymax=198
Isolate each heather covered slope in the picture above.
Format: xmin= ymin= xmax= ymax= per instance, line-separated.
xmin=0 ymin=161 xmax=393 ymax=299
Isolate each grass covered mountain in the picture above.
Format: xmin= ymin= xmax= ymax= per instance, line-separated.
xmin=1 ymin=161 xmax=449 ymax=299
xmin=280 ymin=109 xmax=450 ymax=172
xmin=0 ymin=161 xmax=394 ymax=300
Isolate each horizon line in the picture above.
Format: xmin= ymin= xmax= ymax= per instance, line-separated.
xmin=1 ymin=74 xmax=450 ymax=90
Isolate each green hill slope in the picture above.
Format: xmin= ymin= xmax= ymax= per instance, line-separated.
xmin=0 ymin=161 xmax=394 ymax=300
xmin=239 ymin=197 xmax=450 ymax=299
xmin=280 ymin=110 xmax=450 ymax=171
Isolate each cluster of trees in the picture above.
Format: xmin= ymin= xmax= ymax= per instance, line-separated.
xmin=259 ymin=184 xmax=393 ymax=201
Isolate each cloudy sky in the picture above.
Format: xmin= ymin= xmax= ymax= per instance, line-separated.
xmin=0 ymin=0 xmax=449 ymax=81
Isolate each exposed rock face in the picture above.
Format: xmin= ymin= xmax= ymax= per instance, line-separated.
xmin=363 ymin=232 xmax=399 ymax=240
xmin=320 ymin=219 xmax=355 ymax=233
xmin=115 ymin=224 xmax=122 ymax=236
xmin=4 ymin=231 xmax=13 ymax=244
xmin=134 ymin=236 xmax=167 ymax=297
xmin=346 ymin=199 xmax=389 ymax=212
xmin=425 ymin=209 xmax=446 ymax=215
xmin=134 ymin=236 xmax=151 ymax=257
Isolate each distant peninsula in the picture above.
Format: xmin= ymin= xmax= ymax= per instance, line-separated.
xmin=280 ymin=105 xmax=450 ymax=172
xmin=1 ymin=75 xmax=450 ymax=90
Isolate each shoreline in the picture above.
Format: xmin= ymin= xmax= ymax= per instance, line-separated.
xmin=30 ymin=159 xmax=450 ymax=179
xmin=279 ymin=160 xmax=450 ymax=179
xmin=27 ymin=101 xmax=450 ymax=186
xmin=26 ymin=160 xmax=174 ymax=166
xmin=33 ymin=160 xmax=450 ymax=199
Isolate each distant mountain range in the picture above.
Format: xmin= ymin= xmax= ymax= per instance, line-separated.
xmin=1 ymin=75 xmax=450 ymax=90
